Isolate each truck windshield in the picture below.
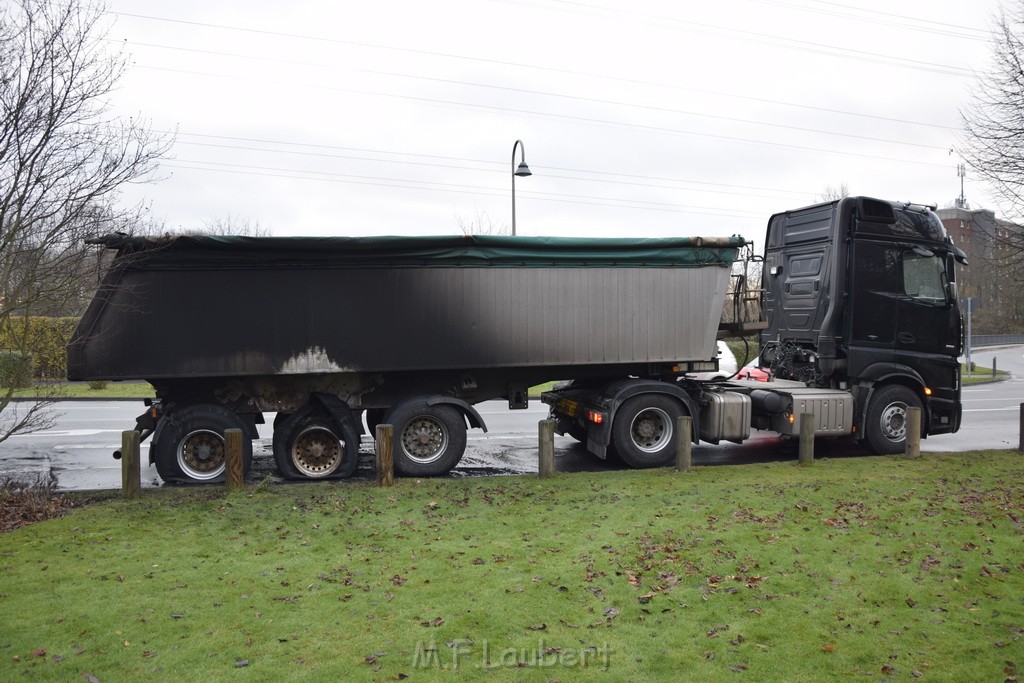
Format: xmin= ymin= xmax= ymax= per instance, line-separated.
xmin=903 ymin=250 xmax=949 ymax=304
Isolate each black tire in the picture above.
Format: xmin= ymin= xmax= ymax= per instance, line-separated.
xmin=863 ymin=384 xmax=922 ymax=455
xmin=273 ymin=412 xmax=292 ymax=430
xmin=273 ymin=407 xmax=359 ymax=480
xmin=385 ymin=402 xmax=467 ymax=477
xmin=153 ymin=404 xmax=252 ymax=484
xmin=611 ymin=395 xmax=683 ymax=468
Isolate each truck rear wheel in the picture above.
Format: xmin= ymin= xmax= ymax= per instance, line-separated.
xmin=154 ymin=404 xmax=252 ymax=484
xmin=274 ymin=408 xmax=359 ymax=480
xmin=386 ymin=402 xmax=466 ymax=477
xmin=611 ymin=395 xmax=683 ymax=468
xmin=864 ymin=385 xmax=922 ymax=455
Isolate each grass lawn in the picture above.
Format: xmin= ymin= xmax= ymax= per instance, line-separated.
xmin=7 ymin=381 xmax=156 ymax=400
xmin=1 ymin=451 xmax=1022 ymax=681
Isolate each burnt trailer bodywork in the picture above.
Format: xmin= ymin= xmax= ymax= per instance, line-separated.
xmin=69 ymin=233 xmax=744 ymax=483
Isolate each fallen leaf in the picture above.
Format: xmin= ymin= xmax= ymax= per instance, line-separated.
xmin=235 ymin=660 xmax=249 ymax=668
xmin=728 ymin=664 xmax=748 ymax=672
xmin=527 ymin=623 xmax=547 ymax=631
xmin=32 ymin=647 xmax=47 ymax=658
xmin=638 ymin=593 xmax=655 ymax=604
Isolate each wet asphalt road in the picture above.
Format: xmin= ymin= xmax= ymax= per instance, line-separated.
xmin=2 ymin=346 xmax=1023 ymax=491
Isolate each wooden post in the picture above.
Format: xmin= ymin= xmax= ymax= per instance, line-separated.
xmin=121 ymin=430 xmax=141 ymax=499
xmin=225 ymin=428 xmax=244 ymax=491
xmin=375 ymin=424 xmax=394 ymax=487
xmin=1018 ymin=404 xmax=1023 ymax=454
xmin=675 ymin=415 xmax=692 ymax=472
xmin=798 ymin=413 xmax=814 ymax=465
xmin=904 ymin=407 xmax=921 ymax=458
xmin=538 ymin=419 xmax=555 ymax=478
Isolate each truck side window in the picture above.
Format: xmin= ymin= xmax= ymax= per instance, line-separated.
xmin=902 ymin=251 xmax=947 ymax=303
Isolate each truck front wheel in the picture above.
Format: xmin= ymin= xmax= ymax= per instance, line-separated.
xmin=864 ymin=385 xmax=922 ymax=455
xmin=611 ymin=395 xmax=683 ymax=468
xmin=386 ymin=402 xmax=467 ymax=477
xmin=154 ymin=404 xmax=252 ymax=484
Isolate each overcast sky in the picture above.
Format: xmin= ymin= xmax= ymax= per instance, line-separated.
xmin=104 ymin=0 xmax=1002 ymax=240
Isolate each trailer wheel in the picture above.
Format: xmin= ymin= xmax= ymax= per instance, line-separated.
xmin=864 ymin=385 xmax=922 ymax=455
xmin=386 ymin=402 xmax=466 ymax=477
xmin=274 ymin=408 xmax=359 ymax=480
xmin=611 ymin=395 xmax=683 ymax=468
xmin=154 ymin=405 xmax=252 ymax=484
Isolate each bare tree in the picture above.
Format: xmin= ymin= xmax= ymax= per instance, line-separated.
xmin=961 ymin=3 xmax=1024 ymax=272
xmin=817 ymin=183 xmax=850 ymax=202
xmin=0 ymin=0 xmax=172 ymax=442
xmin=456 ymin=207 xmax=510 ymax=235
xmin=199 ymin=214 xmax=271 ymax=237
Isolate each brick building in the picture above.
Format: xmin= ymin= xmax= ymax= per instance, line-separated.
xmin=936 ymin=206 xmax=1024 ymax=334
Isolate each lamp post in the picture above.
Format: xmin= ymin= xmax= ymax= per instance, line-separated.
xmin=511 ymin=139 xmax=531 ymax=236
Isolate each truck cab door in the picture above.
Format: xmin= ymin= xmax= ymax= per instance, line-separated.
xmin=896 ymin=248 xmax=961 ymax=357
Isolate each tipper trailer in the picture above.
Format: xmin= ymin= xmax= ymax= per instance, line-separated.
xmin=68 ymin=196 xmax=964 ymax=484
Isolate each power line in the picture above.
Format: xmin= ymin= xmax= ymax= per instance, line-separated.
xmin=799 ymin=0 xmax=989 ymax=37
xmin=139 ymin=65 xmax=953 ymax=169
xmin=163 ymin=161 xmax=768 ymax=220
xmin=494 ymin=0 xmax=975 ymax=77
xmin=124 ymin=39 xmax=955 ymax=149
xmin=175 ymin=140 xmax=810 ymax=202
xmin=170 ymin=130 xmax=809 ymax=198
xmin=115 ymin=10 xmax=976 ymax=93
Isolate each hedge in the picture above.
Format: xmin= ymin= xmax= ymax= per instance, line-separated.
xmin=0 ymin=317 xmax=78 ymax=381
xmin=0 ymin=351 xmax=33 ymax=388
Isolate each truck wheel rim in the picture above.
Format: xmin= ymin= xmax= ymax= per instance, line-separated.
xmin=629 ymin=407 xmax=673 ymax=453
xmin=291 ymin=426 xmax=343 ymax=477
xmin=178 ymin=429 xmax=226 ymax=480
xmin=880 ymin=402 xmax=908 ymax=442
xmin=400 ymin=416 xmax=448 ymax=464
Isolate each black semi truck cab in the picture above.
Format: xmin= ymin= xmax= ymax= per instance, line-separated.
xmin=759 ymin=196 xmax=965 ymax=451
xmin=544 ymin=196 xmax=965 ymax=462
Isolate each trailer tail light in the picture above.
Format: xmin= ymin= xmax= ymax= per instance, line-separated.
xmin=787 ymin=412 xmax=794 ymax=425
xmin=586 ymin=409 xmax=605 ymax=425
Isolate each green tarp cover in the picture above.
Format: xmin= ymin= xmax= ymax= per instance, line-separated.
xmin=96 ymin=233 xmax=747 ymax=269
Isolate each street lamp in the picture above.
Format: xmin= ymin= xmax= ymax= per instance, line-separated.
xmin=511 ymin=139 xmax=531 ymax=236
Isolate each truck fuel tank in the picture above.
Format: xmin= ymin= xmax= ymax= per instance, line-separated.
xmin=699 ymin=391 xmax=752 ymax=444
xmin=750 ymin=386 xmax=854 ymax=436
